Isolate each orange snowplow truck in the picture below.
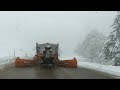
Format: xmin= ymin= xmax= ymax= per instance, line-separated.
xmin=15 ymin=43 xmax=77 ymax=68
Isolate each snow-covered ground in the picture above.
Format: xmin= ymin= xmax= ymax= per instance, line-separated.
xmin=0 ymin=56 xmax=16 ymax=70
xmin=0 ymin=56 xmax=16 ymax=65
xmin=60 ymin=55 xmax=120 ymax=78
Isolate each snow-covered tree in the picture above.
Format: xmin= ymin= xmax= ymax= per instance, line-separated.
xmin=100 ymin=12 xmax=120 ymax=66
xmin=100 ymin=12 xmax=120 ymax=65
xmin=76 ymin=30 xmax=106 ymax=62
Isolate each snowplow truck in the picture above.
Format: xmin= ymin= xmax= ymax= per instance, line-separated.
xmin=15 ymin=43 xmax=77 ymax=68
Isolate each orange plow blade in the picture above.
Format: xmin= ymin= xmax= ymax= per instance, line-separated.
xmin=15 ymin=57 xmax=37 ymax=67
xmin=58 ymin=57 xmax=77 ymax=68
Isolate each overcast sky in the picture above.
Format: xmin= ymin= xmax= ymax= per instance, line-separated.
xmin=0 ymin=11 xmax=117 ymax=57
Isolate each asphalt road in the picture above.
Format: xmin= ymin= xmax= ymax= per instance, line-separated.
xmin=0 ymin=65 xmax=116 ymax=79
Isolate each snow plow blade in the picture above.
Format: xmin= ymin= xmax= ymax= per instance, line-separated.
xmin=58 ymin=57 xmax=77 ymax=68
xmin=15 ymin=57 xmax=37 ymax=67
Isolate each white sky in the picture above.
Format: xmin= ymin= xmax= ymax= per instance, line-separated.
xmin=0 ymin=11 xmax=117 ymax=57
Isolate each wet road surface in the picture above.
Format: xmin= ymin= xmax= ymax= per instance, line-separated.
xmin=0 ymin=65 xmax=116 ymax=79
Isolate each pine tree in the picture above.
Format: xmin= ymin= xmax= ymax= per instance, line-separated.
xmin=100 ymin=12 xmax=120 ymax=65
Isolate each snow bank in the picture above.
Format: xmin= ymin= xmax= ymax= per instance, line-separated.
xmin=75 ymin=56 xmax=120 ymax=78
xmin=60 ymin=55 xmax=120 ymax=78
xmin=78 ymin=61 xmax=120 ymax=78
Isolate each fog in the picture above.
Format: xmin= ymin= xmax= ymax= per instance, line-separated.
xmin=0 ymin=11 xmax=117 ymax=57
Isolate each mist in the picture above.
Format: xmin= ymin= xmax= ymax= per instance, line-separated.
xmin=0 ymin=11 xmax=117 ymax=57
